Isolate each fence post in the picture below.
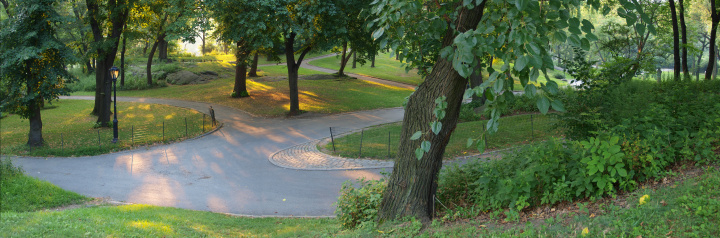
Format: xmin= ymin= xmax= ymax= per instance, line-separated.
xmin=359 ymin=129 xmax=364 ymax=158
xmin=388 ymin=131 xmax=391 ymax=159
xmin=330 ymin=127 xmax=336 ymax=153
xmin=185 ymin=117 xmax=188 ymax=137
xmin=530 ymin=114 xmax=534 ymax=141
xmin=97 ymin=130 xmax=101 ymax=148
xmin=203 ymin=114 xmax=206 ymax=132
xmin=132 ymin=126 xmax=134 ymax=144
xmin=162 ymin=121 xmax=165 ymax=141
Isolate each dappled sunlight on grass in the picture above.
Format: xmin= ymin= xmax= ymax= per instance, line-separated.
xmin=128 ymin=220 xmax=174 ymax=234
xmin=119 ymin=204 xmax=155 ymax=212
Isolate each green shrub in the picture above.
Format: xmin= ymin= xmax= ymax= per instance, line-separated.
xmin=553 ymin=73 xmax=565 ymax=80
xmin=335 ymin=178 xmax=386 ymax=229
xmin=1 ymin=158 xmax=24 ymax=179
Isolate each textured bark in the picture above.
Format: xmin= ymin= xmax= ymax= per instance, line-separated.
xmin=284 ymin=33 xmax=312 ymax=115
xmin=706 ymin=0 xmax=718 ymax=80
xmin=27 ymin=100 xmax=43 ymax=147
xmin=679 ymin=0 xmax=688 ymax=76
xmin=378 ymin=3 xmax=485 ymax=223
xmin=233 ymin=42 xmax=250 ymax=97
xmin=159 ymin=39 xmax=168 ymax=61
xmin=88 ymin=0 xmax=129 ymax=127
xmin=669 ymin=0 xmax=681 ymax=80
xmin=248 ymin=52 xmax=259 ymax=77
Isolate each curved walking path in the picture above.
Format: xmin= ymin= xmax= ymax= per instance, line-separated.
xmin=11 ymin=96 xmax=404 ymax=217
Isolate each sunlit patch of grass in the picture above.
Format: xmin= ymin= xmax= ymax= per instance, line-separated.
xmin=0 ymin=100 xmax=212 ymax=157
xmin=309 ymin=52 xmax=424 ymax=85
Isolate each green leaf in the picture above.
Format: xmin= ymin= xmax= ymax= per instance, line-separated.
xmin=551 ymin=99 xmax=565 ymax=112
xmin=476 ymin=138 xmax=486 ymax=153
xmin=528 ymin=42 xmax=541 ymax=55
xmin=493 ymin=77 xmax=505 ymax=92
xmin=431 ymin=121 xmax=442 ymax=135
xmin=410 ymin=131 xmax=422 ymax=140
xmin=537 ymin=96 xmax=550 ymax=114
xmin=372 ymin=27 xmax=385 ymax=39
xmin=581 ymin=19 xmax=594 ymax=33
xmin=466 ymin=138 xmax=474 ymax=148
xmin=617 ymin=167 xmax=628 ymax=177
xmin=580 ymin=38 xmax=590 ymax=50
xmin=546 ymin=80 xmax=559 ymax=94
xmin=525 ymin=84 xmax=537 ymax=97
xmin=568 ymin=34 xmax=581 ymax=47
xmin=514 ymin=56 xmax=527 ymax=71
xmin=636 ymin=24 xmax=645 ymax=36
xmin=529 ymin=68 xmax=539 ymax=82
xmin=415 ymin=148 xmax=424 ymax=160
xmin=554 ymin=31 xmax=567 ymax=42
xmin=421 ymin=141 xmax=431 ymax=152
xmin=585 ymin=32 xmax=598 ymax=41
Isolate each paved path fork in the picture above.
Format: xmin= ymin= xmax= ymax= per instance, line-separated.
xmin=11 ymin=96 xmax=404 ymax=217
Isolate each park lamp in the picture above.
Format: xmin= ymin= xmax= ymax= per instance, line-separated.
xmin=110 ymin=66 xmax=119 ymax=143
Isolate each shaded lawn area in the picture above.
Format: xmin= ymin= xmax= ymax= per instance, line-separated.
xmin=74 ymin=65 xmax=413 ymax=117
xmin=324 ymin=113 xmax=561 ymax=160
xmin=0 ymin=100 xmax=209 ymax=156
xmin=308 ymin=52 xmax=425 ymax=86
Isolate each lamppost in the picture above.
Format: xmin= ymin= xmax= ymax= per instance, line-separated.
xmin=109 ymin=66 xmax=120 ymax=143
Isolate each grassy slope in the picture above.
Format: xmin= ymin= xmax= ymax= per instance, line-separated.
xmin=308 ymin=52 xmax=425 ymax=86
xmin=0 ymin=100 xmax=209 ymax=156
xmin=74 ymin=65 xmax=413 ymax=117
xmin=3 ymin=165 xmax=718 ymax=237
xmin=0 ymin=169 xmax=88 ymax=212
xmin=325 ymin=114 xmax=561 ymax=159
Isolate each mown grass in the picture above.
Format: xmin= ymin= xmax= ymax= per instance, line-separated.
xmin=324 ymin=113 xmax=561 ymax=160
xmin=2 ymin=161 xmax=718 ymax=237
xmin=308 ymin=52 xmax=425 ymax=86
xmin=0 ymin=159 xmax=88 ymax=213
xmin=0 ymin=100 xmax=212 ymax=157
xmin=73 ymin=66 xmax=413 ymax=117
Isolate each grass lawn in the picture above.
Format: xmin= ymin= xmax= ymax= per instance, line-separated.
xmin=2 ymin=158 xmax=718 ymax=237
xmin=324 ymin=114 xmax=561 ymax=160
xmin=0 ymin=159 xmax=88 ymax=213
xmin=308 ymin=52 xmax=425 ymax=86
xmin=73 ymin=66 xmax=413 ymax=117
xmin=0 ymin=100 xmax=212 ymax=157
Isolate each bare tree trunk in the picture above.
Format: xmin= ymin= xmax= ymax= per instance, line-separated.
xmin=27 ymin=99 xmax=43 ymax=147
xmin=248 ymin=51 xmax=259 ymax=77
xmin=695 ymin=34 xmax=708 ymax=81
xmin=371 ymin=54 xmax=376 ymax=67
xmin=284 ymin=33 xmax=312 ymax=116
xmin=338 ymin=42 xmax=353 ymax=76
xmin=378 ymin=2 xmax=486 ymax=223
xmin=706 ymin=1 xmax=718 ymax=80
xmin=147 ymin=35 xmax=163 ymax=85
xmin=669 ymin=0 xmax=681 ymax=80
xmin=233 ymin=42 xmax=251 ymax=97
xmin=680 ymin=0 xmax=688 ymax=77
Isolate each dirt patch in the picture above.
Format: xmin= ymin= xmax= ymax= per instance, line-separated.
xmin=44 ymin=197 xmax=130 ymax=212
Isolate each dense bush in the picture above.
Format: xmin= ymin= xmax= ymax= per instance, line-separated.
xmin=439 ymin=79 xmax=720 ymax=216
xmin=335 ymin=178 xmax=386 ymax=229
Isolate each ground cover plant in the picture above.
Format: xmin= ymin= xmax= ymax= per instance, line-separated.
xmin=72 ymin=67 xmax=414 ymax=117
xmin=324 ymin=113 xmax=560 ymax=160
xmin=0 ymin=100 xmax=212 ymax=157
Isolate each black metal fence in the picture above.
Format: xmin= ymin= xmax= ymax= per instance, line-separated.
xmin=324 ymin=113 xmax=562 ymax=160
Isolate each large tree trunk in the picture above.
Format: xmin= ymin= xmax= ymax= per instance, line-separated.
xmin=706 ymin=2 xmax=718 ymax=80
xmin=233 ymin=42 xmax=250 ymax=97
xmin=378 ymin=2 xmax=485 ymax=223
xmin=669 ymin=0 xmax=681 ymax=80
xmin=679 ymin=0 xmax=688 ymax=76
xmin=159 ymin=39 xmax=168 ymax=61
xmin=121 ymin=29 xmax=127 ymax=87
xmin=146 ymin=35 xmax=163 ymax=85
xmin=88 ymin=0 xmax=129 ymax=127
xmin=143 ymin=40 xmax=149 ymax=56
xmin=284 ymin=33 xmax=312 ymax=116
xmin=248 ymin=52 xmax=259 ymax=77
xmin=27 ymin=100 xmax=43 ymax=147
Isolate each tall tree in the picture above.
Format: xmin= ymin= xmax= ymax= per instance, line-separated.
xmin=209 ymin=0 xmax=275 ymax=97
xmin=0 ymin=0 xmax=77 ymax=146
xmin=679 ymin=0 xmax=688 ymax=76
xmin=669 ymin=0 xmax=681 ymax=80
xmin=369 ymin=0 xmax=653 ymax=222
xmin=706 ymin=0 xmax=719 ymax=80
xmin=86 ymin=0 xmax=133 ymax=126
xmin=274 ymin=0 xmax=344 ymax=115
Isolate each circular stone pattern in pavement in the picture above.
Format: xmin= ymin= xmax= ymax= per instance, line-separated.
xmin=269 ymin=139 xmax=394 ymax=170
